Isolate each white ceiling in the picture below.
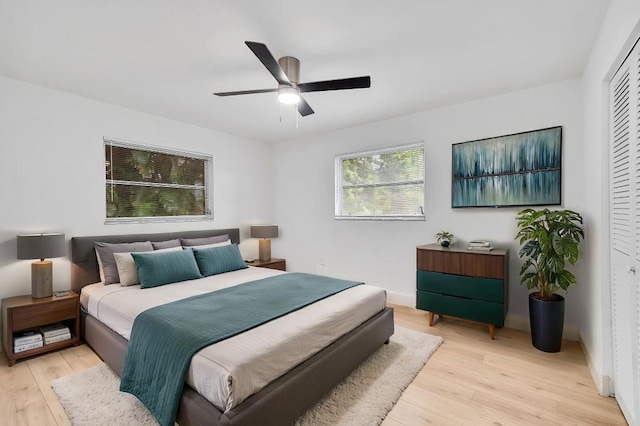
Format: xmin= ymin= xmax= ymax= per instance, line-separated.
xmin=0 ymin=0 xmax=609 ymax=143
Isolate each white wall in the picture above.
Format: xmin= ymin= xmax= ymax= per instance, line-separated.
xmin=580 ymin=0 xmax=640 ymax=395
xmin=0 ymin=76 xmax=272 ymax=323
xmin=273 ymin=78 xmax=584 ymax=336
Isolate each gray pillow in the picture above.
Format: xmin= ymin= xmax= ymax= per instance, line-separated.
xmin=180 ymin=234 xmax=229 ymax=247
xmin=152 ymin=239 xmax=181 ymax=250
xmin=95 ymin=241 xmax=153 ymax=284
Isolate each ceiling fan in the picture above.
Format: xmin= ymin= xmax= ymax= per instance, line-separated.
xmin=213 ymin=41 xmax=371 ymax=117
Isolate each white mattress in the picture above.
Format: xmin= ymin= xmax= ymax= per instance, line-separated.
xmin=82 ymin=267 xmax=386 ymax=412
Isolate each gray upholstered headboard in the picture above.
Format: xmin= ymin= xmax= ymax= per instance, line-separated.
xmin=70 ymin=228 xmax=240 ymax=293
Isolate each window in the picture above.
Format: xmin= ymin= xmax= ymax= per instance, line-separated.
xmin=104 ymin=138 xmax=213 ymax=223
xmin=335 ymin=143 xmax=425 ymax=220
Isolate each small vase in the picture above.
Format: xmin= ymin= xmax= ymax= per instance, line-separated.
xmin=440 ymin=241 xmax=450 ymax=247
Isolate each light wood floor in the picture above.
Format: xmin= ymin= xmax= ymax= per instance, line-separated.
xmin=0 ymin=305 xmax=627 ymax=425
xmin=384 ymin=304 xmax=626 ymax=425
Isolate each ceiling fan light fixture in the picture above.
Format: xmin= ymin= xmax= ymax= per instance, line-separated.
xmin=213 ymin=42 xmax=371 ymax=117
xmin=278 ymin=86 xmax=300 ymax=105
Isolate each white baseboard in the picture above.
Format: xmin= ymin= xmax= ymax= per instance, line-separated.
xmin=580 ymin=337 xmax=614 ymax=397
xmin=504 ymin=314 xmax=580 ymax=341
xmin=503 ymin=315 xmax=529 ymax=333
xmin=385 ymin=290 xmax=415 ymax=307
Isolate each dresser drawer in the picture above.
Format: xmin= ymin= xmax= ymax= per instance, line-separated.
xmin=416 ymin=290 xmax=505 ymax=326
xmin=11 ymin=298 xmax=77 ymax=331
xmin=417 ymin=248 xmax=505 ymax=279
xmin=417 ymin=270 xmax=503 ymax=303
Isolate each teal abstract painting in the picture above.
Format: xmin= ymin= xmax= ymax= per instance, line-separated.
xmin=452 ymin=126 xmax=562 ymax=208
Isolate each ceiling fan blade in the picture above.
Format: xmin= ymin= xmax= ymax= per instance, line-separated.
xmin=298 ymin=76 xmax=371 ymax=93
xmin=297 ymin=96 xmax=314 ymax=116
xmin=213 ymin=88 xmax=278 ymax=97
xmin=245 ymin=41 xmax=291 ymax=86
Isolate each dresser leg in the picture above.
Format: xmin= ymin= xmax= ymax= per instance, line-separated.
xmin=428 ymin=312 xmax=435 ymax=326
xmin=488 ymin=324 xmax=495 ymax=340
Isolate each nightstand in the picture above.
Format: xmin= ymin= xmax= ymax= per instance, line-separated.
xmin=247 ymin=258 xmax=286 ymax=271
xmin=2 ymin=291 xmax=81 ymax=366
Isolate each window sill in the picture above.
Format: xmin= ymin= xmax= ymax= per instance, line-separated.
xmin=105 ymin=215 xmax=214 ymax=225
xmin=334 ymin=215 xmax=426 ymax=221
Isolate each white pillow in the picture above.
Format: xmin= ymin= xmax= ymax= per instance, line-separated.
xmin=114 ymin=246 xmax=183 ymax=286
xmin=188 ymin=239 xmax=232 ymax=249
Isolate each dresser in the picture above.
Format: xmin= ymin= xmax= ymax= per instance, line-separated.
xmin=416 ymin=244 xmax=508 ymax=339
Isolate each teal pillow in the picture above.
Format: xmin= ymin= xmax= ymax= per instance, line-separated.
xmin=132 ymin=250 xmax=202 ymax=289
xmin=192 ymin=244 xmax=248 ymax=277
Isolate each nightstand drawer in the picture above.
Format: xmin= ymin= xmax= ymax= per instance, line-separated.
xmin=259 ymin=260 xmax=286 ymax=271
xmin=416 ymin=290 xmax=504 ymax=326
xmin=417 ymin=270 xmax=503 ymax=303
xmin=12 ymin=298 xmax=77 ymax=331
xmin=248 ymin=258 xmax=287 ymax=271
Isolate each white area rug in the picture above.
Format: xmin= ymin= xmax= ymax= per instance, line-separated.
xmin=52 ymin=326 xmax=443 ymax=426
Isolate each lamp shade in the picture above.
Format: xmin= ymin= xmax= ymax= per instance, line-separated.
xmin=250 ymin=225 xmax=278 ymax=239
xmin=17 ymin=233 xmax=66 ymax=260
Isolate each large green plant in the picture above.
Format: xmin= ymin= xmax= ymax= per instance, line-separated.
xmin=515 ymin=208 xmax=584 ymax=300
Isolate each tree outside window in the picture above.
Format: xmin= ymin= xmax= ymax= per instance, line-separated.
xmin=105 ymin=139 xmax=212 ymax=223
xmin=335 ymin=143 xmax=425 ymax=220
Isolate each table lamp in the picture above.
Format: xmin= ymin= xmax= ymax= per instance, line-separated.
xmin=250 ymin=225 xmax=278 ymax=261
xmin=17 ymin=233 xmax=66 ymax=298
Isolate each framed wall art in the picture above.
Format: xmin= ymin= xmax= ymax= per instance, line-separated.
xmin=451 ymin=126 xmax=562 ymax=208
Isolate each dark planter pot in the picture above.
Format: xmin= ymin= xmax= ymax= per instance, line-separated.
xmin=529 ymin=292 xmax=565 ymax=352
xmin=440 ymin=241 xmax=450 ymax=247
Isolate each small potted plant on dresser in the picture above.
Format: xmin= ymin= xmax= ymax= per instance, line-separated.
xmin=515 ymin=208 xmax=584 ymax=352
xmin=435 ymin=231 xmax=454 ymax=247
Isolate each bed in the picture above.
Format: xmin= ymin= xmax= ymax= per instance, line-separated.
xmin=71 ymin=228 xmax=394 ymax=426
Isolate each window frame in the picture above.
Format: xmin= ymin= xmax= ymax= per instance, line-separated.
xmin=104 ymin=137 xmax=213 ymax=224
xmin=334 ymin=142 xmax=426 ymax=221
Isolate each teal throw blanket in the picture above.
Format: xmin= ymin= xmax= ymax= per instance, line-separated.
xmin=119 ymin=272 xmax=362 ymax=426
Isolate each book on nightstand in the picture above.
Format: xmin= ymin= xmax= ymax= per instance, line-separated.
xmin=14 ymin=340 xmax=43 ymax=353
xmin=40 ymin=323 xmax=70 ymax=338
xmin=44 ymin=332 xmax=71 ymax=345
xmin=13 ymin=330 xmax=43 ymax=346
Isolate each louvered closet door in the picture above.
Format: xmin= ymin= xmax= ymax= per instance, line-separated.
xmin=610 ymin=41 xmax=640 ymax=426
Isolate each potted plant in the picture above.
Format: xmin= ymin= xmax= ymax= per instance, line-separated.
xmin=436 ymin=231 xmax=454 ymax=247
xmin=515 ymin=208 xmax=584 ymax=352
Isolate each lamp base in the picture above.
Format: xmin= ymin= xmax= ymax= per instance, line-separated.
xmin=258 ymin=239 xmax=272 ymax=262
xmin=32 ymin=261 xmax=53 ymax=298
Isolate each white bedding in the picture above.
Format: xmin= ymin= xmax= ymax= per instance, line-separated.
xmin=82 ymin=267 xmax=386 ymax=412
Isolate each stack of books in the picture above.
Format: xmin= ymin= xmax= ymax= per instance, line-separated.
xmin=468 ymin=240 xmax=494 ymax=251
xmin=40 ymin=323 xmax=71 ymax=345
xmin=13 ymin=330 xmax=43 ymax=353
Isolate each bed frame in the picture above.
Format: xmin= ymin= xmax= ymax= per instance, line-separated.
xmin=71 ymin=228 xmax=394 ymax=426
